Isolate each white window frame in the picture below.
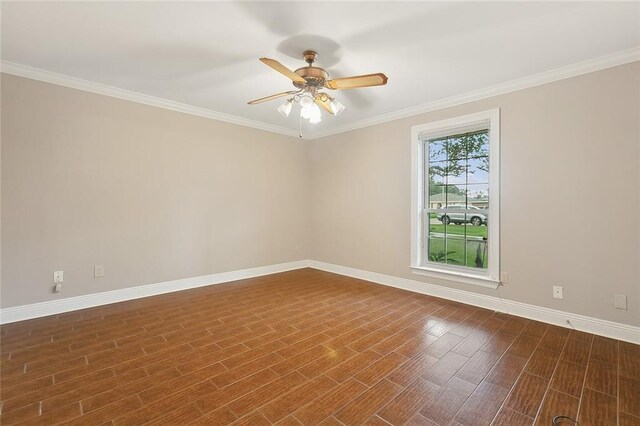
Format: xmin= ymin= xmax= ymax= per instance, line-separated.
xmin=410 ymin=109 xmax=500 ymax=289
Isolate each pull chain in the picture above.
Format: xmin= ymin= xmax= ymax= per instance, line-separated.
xmin=299 ymin=113 xmax=303 ymax=139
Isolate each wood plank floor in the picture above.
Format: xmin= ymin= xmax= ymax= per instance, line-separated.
xmin=1 ymin=268 xmax=639 ymax=425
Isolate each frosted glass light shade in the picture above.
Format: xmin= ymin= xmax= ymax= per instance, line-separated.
xmin=309 ymin=113 xmax=322 ymax=124
xmin=299 ymin=94 xmax=314 ymax=108
xmin=329 ymin=99 xmax=345 ymax=116
xmin=310 ymin=103 xmax=321 ymax=118
xmin=277 ymin=100 xmax=293 ymax=117
xmin=308 ymin=103 xmax=322 ymax=124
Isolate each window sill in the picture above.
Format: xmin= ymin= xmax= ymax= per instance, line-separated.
xmin=410 ymin=266 xmax=501 ymax=289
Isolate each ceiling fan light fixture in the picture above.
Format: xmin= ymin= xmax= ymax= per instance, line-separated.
xmin=277 ymin=100 xmax=293 ymax=117
xmin=299 ymin=94 xmax=314 ymax=108
xmin=300 ymin=105 xmax=312 ymax=119
xmin=248 ymin=50 xmax=387 ymax=126
xmin=301 ymin=102 xmax=322 ymax=123
xmin=329 ymin=99 xmax=346 ymax=116
xmin=309 ymin=103 xmax=322 ymax=123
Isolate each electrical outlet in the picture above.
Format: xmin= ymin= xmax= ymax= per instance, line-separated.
xmin=53 ymin=270 xmax=64 ymax=283
xmin=553 ymin=286 xmax=563 ymax=299
xmin=53 ymin=283 xmax=63 ymax=293
xmin=500 ymin=272 xmax=509 ymax=283
xmin=94 ymin=265 xmax=105 ymax=278
xmin=614 ymin=294 xmax=627 ymax=310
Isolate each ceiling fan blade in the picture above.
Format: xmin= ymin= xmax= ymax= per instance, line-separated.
xmin=247 ymin=90 xmax=298 ymax=105
xmin=259 ymin=58 xmax=307 ymax=83
xmin=325 ymin=73 xmax=388 ymax=90
xmin=315 ymin=93 xmax=335 ymax=115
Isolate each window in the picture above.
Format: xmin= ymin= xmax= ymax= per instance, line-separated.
xmin=411 ymin=109 xmax=500 ymax=288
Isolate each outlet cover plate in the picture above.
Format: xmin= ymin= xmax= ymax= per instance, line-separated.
xmin=614 ymin=294 xmax=627 ymax=310
xmin=553 ymin=286 xmax=563 ymax=299
xmin=94 ymin=265 xmax=105 ymax=278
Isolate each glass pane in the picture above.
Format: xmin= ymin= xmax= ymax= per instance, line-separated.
xmin=467 ymin=208 xmax=487 ymax=227
xmin=443 ymin=185 xmax=466 ymax=208
xmin=429 ymin=161 xmax=446 ymax=185
xmin=428 ymin=212 xmax=444 ymax=236
xmin=442 ymin=204 xmax=466 ymax=224
xmin=428 ymin=216 xmax=448 ymax=251
xmin=467 ymin=184 xmax=489 ymax=209
xmin=465 ymin=235 xmax=488 ymax=269
xmin=430 ymin=185 xmax=468 ymax=209
xmin=428 ymin=139 xmax=447 ymax=162
xmin=445 ymin=237 xmax=465 ymax=266
xmin=467 ymin=157 xmax=489 ymax=185
xmin=464 ymin=214 xmax=488 ymax=234
xmin=446 ymin=159 xmax=466 ymax=185
xmin=466 ymin=131 xmax=489 ymax=158
xmin=429 ymin=185 xmax=447 ymax=209
xmin=460 ymin=212 xmax=488 ymax=268
xmin=428 ymin=237 xmax=446 ymax=264
xmin=442 ymin=220 xmax=463 ymax=236
xmin=445 ymin=135 xmax=467 ymax=161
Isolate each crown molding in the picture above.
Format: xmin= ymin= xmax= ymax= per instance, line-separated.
xmin=306 ymin=47 xmax=640 ymax=140
xmin=0 ymin=61 xmax=300 ymax=139
xmin=2 ymin=47 xmax=639 ymax=141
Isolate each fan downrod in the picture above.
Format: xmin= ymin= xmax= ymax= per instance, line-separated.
xmin=303 ymin=50 xmax=318 ymax=65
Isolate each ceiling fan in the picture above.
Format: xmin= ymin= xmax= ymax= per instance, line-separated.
xmin=248 ymin=50 xmax=388 ymax=124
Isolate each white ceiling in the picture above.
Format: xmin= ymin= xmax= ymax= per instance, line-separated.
xmin=2 ymin=1 xmax=639 ymax=138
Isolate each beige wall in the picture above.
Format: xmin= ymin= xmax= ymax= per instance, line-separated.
xmin=309 ymin=62 xmax=640 ymax=327
xmin=2 ymin=63 xmax=639 ymax=328
xmin=1 ymin=74 xmax=309 ymax=307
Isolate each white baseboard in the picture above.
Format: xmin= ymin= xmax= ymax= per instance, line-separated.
xmin=0 ymin=260 xmax=309 ymax=324
xmin=2 ymin=259 xmax=638 ymax=344
xmin=308 ymin=260 xmax=640 ymax=344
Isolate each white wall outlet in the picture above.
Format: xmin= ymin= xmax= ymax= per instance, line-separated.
xmin=53 ymin=283 xmax=63 ymax=293
xmin=500 ymin=272 xmax=509 ymax=283
xmin=53 ymin=270 xmax=64 ymax=283
xmin=614 ymin=294 xmax=627 ymax=310
xmin=94 ymin=265 xmax=105 ymax=278
xmin=553 ymin=286 xmax=563 ymax=299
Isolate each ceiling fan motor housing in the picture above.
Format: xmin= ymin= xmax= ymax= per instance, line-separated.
xmin=293 ymin=66 xmax=328 ymax=89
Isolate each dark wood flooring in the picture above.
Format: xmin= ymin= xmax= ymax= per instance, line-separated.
xmin=1 ymin=268 xmax=638 ymax=425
